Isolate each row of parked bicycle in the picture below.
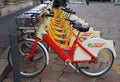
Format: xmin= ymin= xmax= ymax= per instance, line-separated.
xmin=8 ymin=0 xmax=117 ymax=78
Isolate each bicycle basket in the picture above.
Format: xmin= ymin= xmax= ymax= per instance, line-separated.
xmin=15 ymin=14 xmax=38 ymax=29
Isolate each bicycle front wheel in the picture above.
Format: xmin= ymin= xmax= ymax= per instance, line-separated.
xmin=8 ymin=39 xmax=47 ymax=77
xmin=76 ymin=48 xmax=114 ymax=77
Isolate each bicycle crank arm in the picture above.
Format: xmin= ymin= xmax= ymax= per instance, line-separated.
xmin=65 ymin=60 xmax=78 ymax=72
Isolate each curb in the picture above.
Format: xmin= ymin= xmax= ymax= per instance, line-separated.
xmin=0 ymin=47 xmax=10 ymax=82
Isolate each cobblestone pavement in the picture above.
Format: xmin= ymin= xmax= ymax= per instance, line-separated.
xmin=2 ymin=2 xmax=120 ymax=82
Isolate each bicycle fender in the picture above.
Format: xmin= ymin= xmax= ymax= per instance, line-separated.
xmin=69 ymin=28 xmax=101 ymax=47
xmin=26 ymin=38 xmax=49 ymax=65
xmin=81 ymin=38 xmax=117 ymax=58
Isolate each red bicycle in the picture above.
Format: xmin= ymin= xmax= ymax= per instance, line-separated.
xmin=8 ymin=20 xmax=116 ymax=77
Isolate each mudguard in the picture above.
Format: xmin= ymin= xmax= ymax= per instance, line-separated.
xmin=73 ymin=38 xmax=117 ymax=61
xmin=69 ymin=28 xmax=101 ymax=47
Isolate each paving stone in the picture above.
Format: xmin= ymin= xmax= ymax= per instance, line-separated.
xmin=0 ymin=47 xmax=9 ymax=59
xmin=45 ymin=63 xmax=66 ymax=72
xmin=58 ymin=72 xmax=96 ymax=82
xmin=50 ymin=64 xmax=66 ymax=72
xmin=114 ymin=59 xmax=120 ymax=65
xmin=0 ymin=59 xmax=10 ymax=82
xmin=6 ymin=70 xmax=14 ymax=78
xmin=54 ymin=57 xmax=64 ymax=65
xmin=100 ymin=70 xmax=120 ymax=80
xmin=2 ymin=78 xmax=13 ymax=82
xmin=41 ymin=80 xmax=60 ymax=82
xmin=96 ymin=77 xmax=120 ymax=82
xmin=0 ymin=59 xmax=8 ymax=73
xmin=48 ymin=57 xmax=57 ymax=65
xmin=49 ymin=52 xmax=58 ymax=59
xmin=63 ymin=66 xmax=75 ymax=73
xmin=37 ymin=70 xmax=63 ymax=81
xmin=22 ymin=78 xmax=41 ymax=82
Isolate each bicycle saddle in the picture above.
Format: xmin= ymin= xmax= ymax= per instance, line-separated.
xmin=72 ymin=22 xmax=89 ymax=32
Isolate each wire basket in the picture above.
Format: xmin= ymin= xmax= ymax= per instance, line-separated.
xmin=15 ymin=14 xmax=38 ymax=29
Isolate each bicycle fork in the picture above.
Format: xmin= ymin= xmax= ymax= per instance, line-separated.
xmin=26 ymin=37 xmax=39 ymax=60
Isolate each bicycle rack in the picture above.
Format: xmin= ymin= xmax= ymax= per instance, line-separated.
xmin=9 ymin=32 xmax=21 ymax=82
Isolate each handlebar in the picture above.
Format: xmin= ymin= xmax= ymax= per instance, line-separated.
xmin=65 ymin=18 xmax=76 ymax=24
xmin=62 ymin=8 xmax=76 ymax=14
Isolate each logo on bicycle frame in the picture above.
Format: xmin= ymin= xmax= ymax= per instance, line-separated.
xmin=81 ymin=32 xmax=92 ymax=36
xmin=88 ymin=43 xmax=105 ymax=48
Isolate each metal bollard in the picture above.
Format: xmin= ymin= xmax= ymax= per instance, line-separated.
xmin=9 ymin=32 xmax=21 ymax=82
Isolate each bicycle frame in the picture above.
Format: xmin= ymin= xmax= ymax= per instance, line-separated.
xmin=42 ymin=34 xmax=97 ymax=63
xmin=26 ymin=33 xmax=97 ymax=64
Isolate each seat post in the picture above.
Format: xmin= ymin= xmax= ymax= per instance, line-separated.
xmin=77 ymin=31 xmax=80 ymax=38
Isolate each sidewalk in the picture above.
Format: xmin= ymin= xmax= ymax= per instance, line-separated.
xmin=1 ymin=2 xmax=120 ymax=82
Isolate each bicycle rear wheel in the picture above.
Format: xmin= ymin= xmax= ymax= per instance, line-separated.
xmin=76 ymin=48 xmax=114 ymax=77
xmin=8 ymin=39 xmax=47 ymax=77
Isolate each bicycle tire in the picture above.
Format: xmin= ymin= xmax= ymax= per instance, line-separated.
xmin=8 ymin=39 xmax=47 ymax=77
xmin=19 ymin=33 xmax=49 ymax=51
xmin=76 ymin=48 xmax=114 ymax=77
